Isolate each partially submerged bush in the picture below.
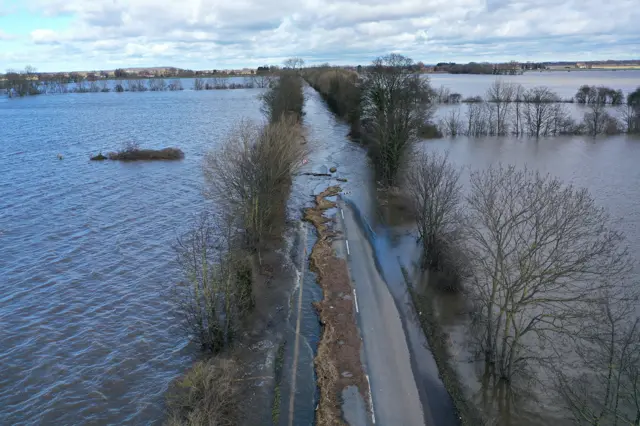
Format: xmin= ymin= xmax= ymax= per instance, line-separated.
xmin=166 ymin=357 xmax=241 ymax=426
xmin=418 ymin=123 xmax=443 ymax=139
xmin=90 ymin=152 xmax=107 ymax=161
xmin=107 ymin=147 xmax=184 ymax=161
xmin=173 ymin=213 xmax=253 ymax=353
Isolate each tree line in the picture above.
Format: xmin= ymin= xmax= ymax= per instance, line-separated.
xmin=1 ymin=74 xmax=279 ymax=96
xmin=305 ymin=54 xmax=438 ymax=187
xmin=166 ymin=69 xmax=306 ymax=425
xmin=439 ymin=82 xmax=640 ymax=137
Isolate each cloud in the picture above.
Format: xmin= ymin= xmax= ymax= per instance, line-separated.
xmin=3 ymin=0 xmax=639 ymax=70
xmin=0 ymin=30 xmax=17 ymax=41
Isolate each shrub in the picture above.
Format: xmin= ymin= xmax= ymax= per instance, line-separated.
xmin=204 ymin=117 xmax=306 ymax=253
xmin=418 ymin=123 xmax=443 ymax=139
xmin=166 ymin=358 xmax=241 ymax=426
xmin=90 ymin=152 xmax=107 ymax=161
xmin=173 ymin=214 xmax=253 ymax=352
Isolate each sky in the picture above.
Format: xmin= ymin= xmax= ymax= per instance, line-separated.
xmin=0 ymin=0 xmax=639 ymax=72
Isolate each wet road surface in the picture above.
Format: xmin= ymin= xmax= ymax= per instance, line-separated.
xmin=337 ymin=202 xmax=429 ymax=426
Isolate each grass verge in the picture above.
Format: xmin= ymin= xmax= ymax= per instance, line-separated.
xmin=400 ymin=266 xmax=486 ymax=426
xmin=303 ymin=186 xmax=368 ymax=426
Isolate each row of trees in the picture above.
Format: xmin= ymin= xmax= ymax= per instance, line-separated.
xmin=1 ymin=66 xmax=41 ymax=97
xmin=2 ymin=76 xmax=280 ymax=96
xmin=439 ymin=82 xmax=640 ymax=137
xmin=173 ymin=70 xmax=306 ymax=354
xmin=575 ymin=85 xmax=625 ymax=105
xmin=304 ymin=66 xmax=362 ymax=138
xmin=167 ymin=65 xmax=307 ymax=425
xmin=407 ymin=153 xmax=640 ymax=425
xmin=305 ymin=54 xmax=438 ymax=186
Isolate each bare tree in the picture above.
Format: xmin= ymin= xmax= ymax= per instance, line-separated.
xmin=512 ymin=84 xmax=526 ymax=136
xmin=486 ymin=80 xmax=516 ymax=135
xmin=621 ymin=88 xmax=640 ymax=134
xmin=465 ymin=101 xmax=490 ymax=137
xmin=168 ymin=79 xmax=183 ymax=91
xmin=583 ymin=100 xmax=620 ymax=136
xmin=405 ymin=151 xmax=463 ymax=271
xmin=361 ymin=53 xmax=435 ymax=186
xmin=439 ymin=107 xmax=464 ymax=137
xmin=465 ymin=166 xmax=629 ymax=382
xmin=283 ymin=57 xmax=305 ymax=70
xmin=203 ymin=117 xmax=306 ymax=255
xmin=523 ymin=86 xmax=561 ymax=138
xmin=194 ymin=78 xmax=205 ymax=91
xmin=553 ymin=287 xmax=640 ymax=426
xmin=173 ymin=213 xmax=253 ymax=353
xmin=252 ymin=74 xmax=274 ymax=89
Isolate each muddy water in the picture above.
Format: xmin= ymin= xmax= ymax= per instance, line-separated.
xmin=417 ymin=135 xmax=640 ymax=425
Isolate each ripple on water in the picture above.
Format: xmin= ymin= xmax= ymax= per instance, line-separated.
xmin=0 ymin=90 xmax=263 ymax=425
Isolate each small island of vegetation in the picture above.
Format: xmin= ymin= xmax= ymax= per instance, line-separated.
xmin=90 ymin=143 xmax=184 ymax=161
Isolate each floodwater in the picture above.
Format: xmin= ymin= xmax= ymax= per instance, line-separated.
xmin=0 ymin=89 xmax=264 ymax=424
xmin=429 ymin=69 xmax=640 ymax=99
xmin=0 ymin=82 xmax=372 ymax=425
xmin=420 ymin=134 xmax=640 ymax=425
xmin=1 ymin=70 xmax=639 ymax=425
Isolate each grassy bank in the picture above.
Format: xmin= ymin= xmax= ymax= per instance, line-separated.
xmin=303 ymin=186 xmax=369 ymax=426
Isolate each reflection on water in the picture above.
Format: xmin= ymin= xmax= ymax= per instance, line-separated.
xmin=417 ymin=134 xmax=640 ymax=426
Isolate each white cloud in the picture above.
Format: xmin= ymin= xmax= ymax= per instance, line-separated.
xmin=0 ymin=30 xmax=17 ymax=41
xmin=4 ymin=0 xmax=639 ymax=70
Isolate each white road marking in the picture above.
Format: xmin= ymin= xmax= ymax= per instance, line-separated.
xmin=341 ymin=209 xmax=344 ymax=219
xmin=366 ymin=374 xmax=376 ymax=424
xmin=345 ymin=240 xmax=350 ymax=255
xmin=353 ymin=289 xmax=359 ymax=313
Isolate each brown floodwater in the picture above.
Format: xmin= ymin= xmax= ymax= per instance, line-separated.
xmin=417 ymin=133 xmax=640 ymax=425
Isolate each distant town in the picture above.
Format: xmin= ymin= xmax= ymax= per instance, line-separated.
xmin=1 ymin=59 xmax=639 ymax=85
